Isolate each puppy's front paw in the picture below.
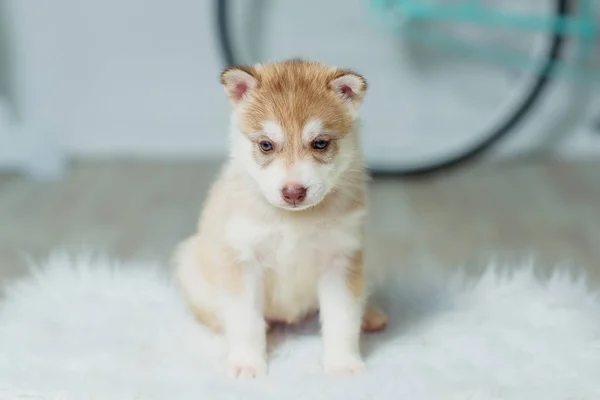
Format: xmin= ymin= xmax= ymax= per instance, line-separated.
xmin=323 ymin=352 xmax=365 ymax=375
xmin=226 ymin=351 xmax=268 ymax=379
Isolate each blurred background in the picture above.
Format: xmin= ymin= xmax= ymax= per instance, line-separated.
xmin=0 ymin=0 xmax=599 ymax=285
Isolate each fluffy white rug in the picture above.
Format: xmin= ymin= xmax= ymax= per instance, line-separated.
xmin=1 ymin=254 xmax=599 ymax=400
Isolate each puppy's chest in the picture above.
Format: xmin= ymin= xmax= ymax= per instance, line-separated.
xmin=225 ymin=212 xmax=364 ymax=320
xmin=225 ymin=213 xmax=363 ymax=270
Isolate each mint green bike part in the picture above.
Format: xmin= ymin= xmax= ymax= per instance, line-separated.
xmin=369 ymin=0 xmax=598 ymax=81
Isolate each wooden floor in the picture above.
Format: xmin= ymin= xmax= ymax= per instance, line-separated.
xmin=1 ymin=158 xmax=599 ymax=290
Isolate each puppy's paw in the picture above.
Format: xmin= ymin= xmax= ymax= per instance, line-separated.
xmin=323 ymin=352 xmax=365 ymax=375
xmin=226 ymin=351 xmax=268 ymax=379
xmin=361 ymin=305 xmax=388 ymax=333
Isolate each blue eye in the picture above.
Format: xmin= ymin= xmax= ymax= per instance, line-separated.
xmin=259 ymin=141 xmax=273 ymax=152
xmin=312 ymin=140 xmax=329 ymax=150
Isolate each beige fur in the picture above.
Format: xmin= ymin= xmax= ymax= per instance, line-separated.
xmin=174 ymin=59 xmax=387 ymax=378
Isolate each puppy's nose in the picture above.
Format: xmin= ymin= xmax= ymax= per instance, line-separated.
xmin=281 ymin=184 xmax=307 ymax=205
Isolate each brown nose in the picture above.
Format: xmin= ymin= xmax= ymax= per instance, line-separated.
xmin=281 ymin=184 xmax=307 ymax=205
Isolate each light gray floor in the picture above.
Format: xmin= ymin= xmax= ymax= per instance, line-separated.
xmin=1 ymin=158 xmax=599 ymax=291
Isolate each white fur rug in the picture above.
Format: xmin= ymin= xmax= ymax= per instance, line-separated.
xmin=1 ymin=254 xmax=599 ymax=399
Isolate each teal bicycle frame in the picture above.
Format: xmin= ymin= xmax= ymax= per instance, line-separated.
xmin=370 ymin=0 xmax=598 ymax=81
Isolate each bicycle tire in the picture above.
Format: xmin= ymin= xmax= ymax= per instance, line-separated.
xmin=213 ymin=0 xmax=570 ymax=177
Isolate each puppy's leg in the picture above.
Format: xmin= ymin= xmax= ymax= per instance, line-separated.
xmin=221 ymin=264 xmax=268 ymax=379
xmin=174 ymin=235 xmax=222 ymax=333
xmin=318 ymin=251 xmax=366 ymax=374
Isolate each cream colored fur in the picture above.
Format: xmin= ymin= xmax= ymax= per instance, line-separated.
xmin=174 ymin=60 xmax=387 ymax=379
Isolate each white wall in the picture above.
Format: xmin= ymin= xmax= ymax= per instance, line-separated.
xmin=5 ymin=0 xmax=229 ymax=159
xmin=4 ymin=0 xmax=600 ymax=169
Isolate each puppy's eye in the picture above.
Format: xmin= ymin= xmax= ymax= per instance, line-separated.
xmin=259 ymin=140 xmax=274 ymax=152
xmin=312 ymin=139 xmax=329 ymax=150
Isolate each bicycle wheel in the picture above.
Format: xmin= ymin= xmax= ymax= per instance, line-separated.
xmin=215 ymin=0 xmax=569 ymax=176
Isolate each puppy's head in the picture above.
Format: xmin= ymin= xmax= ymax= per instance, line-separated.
xmin=221 ymin=60 xmax=367 ymax=211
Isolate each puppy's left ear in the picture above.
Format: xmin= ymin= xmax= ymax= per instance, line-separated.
xmin=220 ymin=65 xmax=259 ymax=106
xmin=329 ymin=70 xmax=367 ymax=112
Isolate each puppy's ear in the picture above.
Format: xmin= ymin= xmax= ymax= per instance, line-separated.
xmin=220 ymin=66 xmax=258 ymax=106
xmin=328 ymin=70 xmax=367 ymax=112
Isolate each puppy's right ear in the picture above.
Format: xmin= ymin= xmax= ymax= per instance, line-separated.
xmin=220 ymin=66 xmax=258 ymax=106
